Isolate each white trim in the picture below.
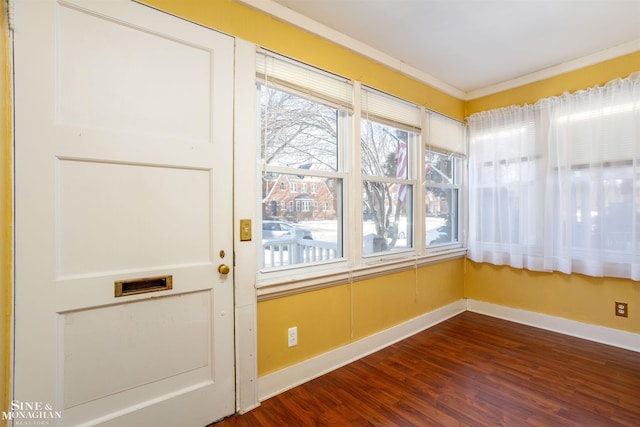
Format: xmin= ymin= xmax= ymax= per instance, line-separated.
xmin=466 ymin=299 xmax=640 ymax=353
xmin=233 ymin=39 xmax=260 ymax=413
xmin=258 ymin=298 xmax=639 ymax=404
xmin=256 ymin=250 xmax=467 ymax=300
xmin=238 ymin=0 xmax=465 ymax=99
xmin=467 ymin=40 xmax=640 ymax=100
xmin=237 ymin=2 xmax=640 ymax=101
xmin=257 ymin=300 xmax=466 ymax=401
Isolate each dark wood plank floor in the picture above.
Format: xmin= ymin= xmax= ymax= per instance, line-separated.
xmin=215 ymin=311 xmax=640 ymax=426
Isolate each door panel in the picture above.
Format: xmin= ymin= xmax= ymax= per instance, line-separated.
xmin=62 ymin=291 xmax=211 ymax=408
xmin=57 ymin=160 xmax=212 ymax=276
xmin=14 ymin=1 xmax=235 ymax=425
xmin=56 ymin=4 xmax=212 ymax=142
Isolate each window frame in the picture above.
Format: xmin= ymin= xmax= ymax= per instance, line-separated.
xmin=424 ymin=149 xmax=464 ymax=252
xmin=360 ymin=120 xmax=419 ymax=259
xmin=256 ymin=74 xmax=350 ymax=277
xmin=358 ymin=86 xmax=423 ymax=261
xmin=255 ymin=51 xmax=467 ymax=291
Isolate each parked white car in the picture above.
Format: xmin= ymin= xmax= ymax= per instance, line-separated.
xmin=262 ymin=220 xmax=313 ymax=240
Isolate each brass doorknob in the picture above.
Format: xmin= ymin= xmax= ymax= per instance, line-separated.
xmin=218 ymin=264 xmax=230 ymax=275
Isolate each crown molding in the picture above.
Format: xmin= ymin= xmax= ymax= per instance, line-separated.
xmin=466 ymin=39 xmax=640 ymax=100
xmin=238 ymin=0 xmax=466 ymax=99
xmin=238 ymin=1 xmax=639 ymax=102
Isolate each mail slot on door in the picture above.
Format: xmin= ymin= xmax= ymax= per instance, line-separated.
xmin=114 ymin=275 xmax=173 ymax=297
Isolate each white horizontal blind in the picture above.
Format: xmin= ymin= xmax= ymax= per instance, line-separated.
xmin=361 ymin=86 xmax=421 ymax=130
xmin=427 ymin=111 xmax=466 ymax=155
xmin=256 ymin=49 xmax=353 ymax=110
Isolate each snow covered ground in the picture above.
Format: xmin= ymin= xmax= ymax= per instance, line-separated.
xmin=262 ymin=217 xmax=448 ymax=267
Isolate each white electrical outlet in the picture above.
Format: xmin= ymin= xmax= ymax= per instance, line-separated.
xmin=287 ymin=326 xmax=298 ymax=347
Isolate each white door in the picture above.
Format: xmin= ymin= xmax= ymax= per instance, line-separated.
xmin=13 ymin=1 xmax=235 ymax=426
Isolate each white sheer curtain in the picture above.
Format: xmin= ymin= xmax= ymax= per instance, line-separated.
xmin=468 ymin=73 xmax=640 ymax=280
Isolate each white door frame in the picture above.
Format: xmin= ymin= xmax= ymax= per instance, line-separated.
xmin=232 ymin=38 xmax=260 ymax=414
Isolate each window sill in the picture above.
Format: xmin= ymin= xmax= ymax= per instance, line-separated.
xmin=256 ymin=248 xmax=467 ymax=301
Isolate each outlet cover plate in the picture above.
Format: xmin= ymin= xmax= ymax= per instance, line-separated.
xmin=616 ymin=302 xmax=628 ymax=317
xmin=288 ymin=326 xmax=298 ymax=347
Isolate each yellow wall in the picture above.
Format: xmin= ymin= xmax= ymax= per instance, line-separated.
xmin=0 ymin=0 xmax=11 ymax=422
xmin=5 ymin=0 xmax=636 ymax=391
xmin=258 ymin=259 xmax=465 ymax=375
xmin=466 ymin=51 xmax=640 ymax=115
xmin=465 ymin=52 xmax=640 ymax=336
xmin=141 ymin=0 xmax=469 ymax=377
xmin=465 ymin=262 xmax=640 ymax=334
xmin=141 ymin=0 xmax=465 ymax=120
xmin=139 ymin=0 xmax=640 ymax=378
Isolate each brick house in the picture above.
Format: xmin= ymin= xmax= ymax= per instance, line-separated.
xmin=263 ymin=175 xmax=337 ymax=222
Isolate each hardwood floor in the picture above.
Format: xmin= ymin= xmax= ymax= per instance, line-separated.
xmin=215 ymin=312 xmax=640 ymax=426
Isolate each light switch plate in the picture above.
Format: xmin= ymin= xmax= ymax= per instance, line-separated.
xmin=240 ymin=219 xmax=252 ymax=241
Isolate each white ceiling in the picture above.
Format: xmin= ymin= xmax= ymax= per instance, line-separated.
xmin=242 ymin=0 xmax=640 ymax=99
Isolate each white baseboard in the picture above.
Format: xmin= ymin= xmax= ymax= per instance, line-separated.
xmin=466 ymin=299 xmax=640 ymax=353
xmin=258 ymin=298 xmax=639 ymax=403
xmin=257 ymin=299 xmax=466 ymax=401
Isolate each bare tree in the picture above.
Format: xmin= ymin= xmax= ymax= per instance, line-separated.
xmin=259 ymin=84 xmax=408 ymax=249
xmin=361 ymin=120 xmax=406 ymax=249
xmin=259 ymin=84 xmax=338 ymax=171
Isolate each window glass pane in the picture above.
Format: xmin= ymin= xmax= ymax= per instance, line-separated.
xmin=570 ymin=165 xmax=635 ymax=253
xmin=362 ymin=182 xmax=413 ymax=254
xmin=426 ymin=187 xmax=458 ymax=245
xmin=262 ymin=174 xmax=342 ymax=268
xmin=258 ymin=74 xmax=346 ymax=271
xmin=426 ymin=150 xmax=455 ymax=184
xmin=425 ymin=150 xmax=462 ymax=247
xmin=361 ymin=119 xmax=408 ymax=178
xmin=361 ymin=117 xmax=416 ymax=255
xmin=258 ymin=83 xmax=338 ymax=171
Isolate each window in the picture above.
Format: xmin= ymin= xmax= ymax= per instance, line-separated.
xmin=425 ymin=151 xmax=462 ymax=246
xmin=425 ymin=112 xmax=466 ymax=250
xmin=256 ymin=50 xmax=468 ymax=282
xmin=468 ymin=73 xmax=640 ymax=280
xmin=566 ymin=165 xmax=636 ymax=253
xmin=257 ymin=51 xmax=350 ymax=270
xmin=361 ymin=87 xmax=419 ymax=255
xmin=468 ymin=117 xmax=541 ymax=261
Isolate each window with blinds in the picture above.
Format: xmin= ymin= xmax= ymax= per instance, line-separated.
xmin=424 ymin=112 xmax=465 ymax=249
xmin=257 ymin=50 xmax=350 ymax=270
xmin=361 ymin=87 xmax=419 ymax=255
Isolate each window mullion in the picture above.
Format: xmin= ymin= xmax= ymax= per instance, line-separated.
xmin=350 ymin=81 xmax=363 ymax=264
xmin=264 ymin=165 xmax=344 ymax=179
xmin=361 ymin=175 xmax=413 ymax=184
xmin=415 ymin=107 xmax=427 ymax=255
